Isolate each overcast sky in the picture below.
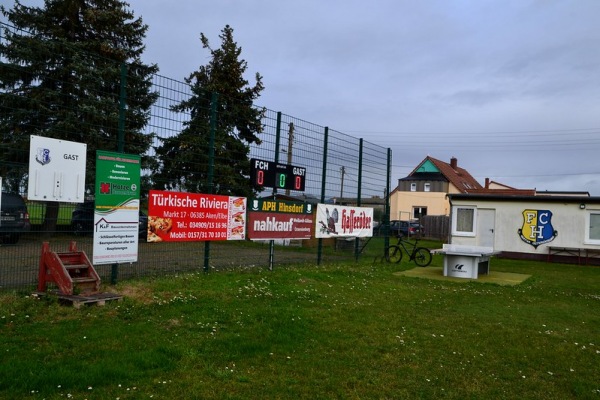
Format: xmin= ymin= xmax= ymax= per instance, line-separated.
xmin=9 ymin=0 xmax=600 ymax=195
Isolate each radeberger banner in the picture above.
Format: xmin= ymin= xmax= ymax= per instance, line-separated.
xmin=147 ymin=190 xmax=246 ymax=242
xmin=315 ymin=204 xmax=373 ymax=238
xmin=247 ymin=198 xmax=314 ymax=240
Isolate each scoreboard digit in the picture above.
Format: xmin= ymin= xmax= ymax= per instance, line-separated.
xmin=251 ymin=158 xmax=306 ymax=191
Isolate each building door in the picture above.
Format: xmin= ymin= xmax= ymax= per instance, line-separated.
xmin=477 ymin=209 xmax=496 ymax=248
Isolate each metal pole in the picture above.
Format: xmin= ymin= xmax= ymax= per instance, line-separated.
xmin=340 ymin=166 xmax=345 ymax=199
xmin=269 ymin=112 xmax=283 ymax=271
xmin=285 ymin=122 xmax=294 ymax=196
xmin=111 ymin=63 xmax=128 ymax=284
xmin=355 ymin=139 xmax=363 ymax=260
xmin=317 ymin=127 xmax=329 ymax=265
xmin=384 ymin=148 xmax=392 ymax=256
xmin=204 ymin=92 xmax=218 ymax=273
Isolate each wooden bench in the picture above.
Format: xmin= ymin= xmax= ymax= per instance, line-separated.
xmin=584 ymin=248 xmax=600 ymax=265
xmin=547 ymin=247 xmax=582 ymax=264
xmin=547 ymin=247 xmax=600 ymax=265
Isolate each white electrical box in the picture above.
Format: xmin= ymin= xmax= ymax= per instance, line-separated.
xmin=27 ymin=135 xmax=87 ymax=202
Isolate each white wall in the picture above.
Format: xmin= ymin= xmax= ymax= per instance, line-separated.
xmin=450 ymin=198 xmax=600 ymax=256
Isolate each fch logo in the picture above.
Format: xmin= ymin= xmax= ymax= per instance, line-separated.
xmin=518 ymin=209 xmax=557 ymax=248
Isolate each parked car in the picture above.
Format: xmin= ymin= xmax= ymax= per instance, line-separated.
xmin=390 ymin=220 xmax=424 ymax=237
xmin=71 ymin=201 xmax=148 ymax=239
xmin=0 ymin=192 xmax=31 ymax=244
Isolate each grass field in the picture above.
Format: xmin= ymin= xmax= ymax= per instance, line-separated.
xmin=0 ymin=254 xmax=599 ymax=399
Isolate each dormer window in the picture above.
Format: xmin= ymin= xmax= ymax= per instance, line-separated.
xmin=424 ymin=183 xmax=431 ymax=192
xmin=410 ymin=183 xmax=417 ymax=192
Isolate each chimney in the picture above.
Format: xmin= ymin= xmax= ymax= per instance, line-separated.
xmin=450 ymin=157 xmax=457 ymax=170
xmin=485 ymin=178 xmax=490 ymax=189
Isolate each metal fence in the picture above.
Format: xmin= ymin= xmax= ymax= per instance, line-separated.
xmin=0 ymin=22 xmax=391 ymax=291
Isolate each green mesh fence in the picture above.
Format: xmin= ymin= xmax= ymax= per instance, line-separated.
xmin=0 ymin=22 xmax=390 ymax=290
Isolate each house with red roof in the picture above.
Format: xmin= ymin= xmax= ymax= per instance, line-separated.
xmin=390 ymin=156 xmax=483 ymax=220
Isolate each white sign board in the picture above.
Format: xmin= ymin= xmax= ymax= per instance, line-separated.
xmin=28 ymin=135 xmax=86 ymax=202
xmin=315 ymin=203 xmax=373 ymax=238
xmin=92 ymin=199 xmax=141 ymax=265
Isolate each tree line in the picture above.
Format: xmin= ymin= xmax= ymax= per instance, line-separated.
xmin=0 ymin=0 xmax=263 ymax=230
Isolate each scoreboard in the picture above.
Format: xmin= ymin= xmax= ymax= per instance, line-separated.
xmin=251 ymin=158 xmax=306 ymax=191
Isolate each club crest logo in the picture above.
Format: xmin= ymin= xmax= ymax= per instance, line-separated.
xmin=518 ymin=209 xmax=557 ymax=248
xmin=35 ymin=147 xmax=51 ymax=165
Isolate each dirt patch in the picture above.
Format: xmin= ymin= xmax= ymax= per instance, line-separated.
xmin=117 ymin=284 xmax=156 ymax=304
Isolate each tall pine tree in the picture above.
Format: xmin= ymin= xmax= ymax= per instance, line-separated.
xmin=153 ymin=25 xmax=264 ymax=197
xmin=0 ymin=0 xmax=158 ymax=231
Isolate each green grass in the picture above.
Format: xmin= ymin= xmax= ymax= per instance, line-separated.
xmin=1 ymin=255 xmax=599 ymax=399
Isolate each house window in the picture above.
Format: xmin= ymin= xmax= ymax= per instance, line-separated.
xmin=413 ymin=207 xmax=427 ymax=219
xmin=424 ymin=183 xmax=431 ymax=192
xmin=452 ymin=206 xmax=476 ymax=236
xmin=585 ymin=211 xmax=600 ymax=244
xmin=410 ymin=183 xmax=417 ymax=192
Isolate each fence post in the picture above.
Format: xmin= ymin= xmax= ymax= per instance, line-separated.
xmin=268 ymin=112 xmax=283 ymax=271
xmin=317 ymin=127 xmax=329 ymax=265
xmin=204 ymin=92 xmax=218 ymax=273
xmin=111 ymin=62 xmax=128 ymax=284
xmin=355 ymin=139 xmax=363 ymax=260
xmin=384 ymin=148 xmax=392 ymax=254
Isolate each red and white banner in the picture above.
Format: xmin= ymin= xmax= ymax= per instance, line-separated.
xmin=147 ymin=190 xmax=246 ymax=242
xmin=315 ymin=204 xmax=373 ymax=238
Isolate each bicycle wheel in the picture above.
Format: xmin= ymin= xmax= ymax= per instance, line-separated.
xmin=413 ymin=247 xmax=432 ymax=267
xmin=386 ymin=245 xmax=403 ymax=263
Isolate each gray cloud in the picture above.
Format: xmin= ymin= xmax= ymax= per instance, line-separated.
xmin=11 ymin=0 xmax=600 ymax=194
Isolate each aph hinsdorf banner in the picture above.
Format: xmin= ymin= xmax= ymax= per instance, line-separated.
xmin=247 ymin=198 xmax=314 ymax=240
xmin=92 ymin=151 xmax=141 ymax=265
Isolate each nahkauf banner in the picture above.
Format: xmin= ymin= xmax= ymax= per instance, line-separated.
xmin=315 ymin=204 xmax=374 ymax=238
xmin=147 ymin=190 xmax=246 ymax=242
xmin=93 ymin=151 xmax=141 ymax=265
xmin=247 ymin=198 xmax=314 ymax=240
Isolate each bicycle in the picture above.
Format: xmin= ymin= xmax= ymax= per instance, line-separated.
xmin=385 ymin=234 xmax=432 ymax=267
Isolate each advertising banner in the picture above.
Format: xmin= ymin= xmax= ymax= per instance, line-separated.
xmin=147 ymin=190 xmax=246 ymax=242
xmin=315 ymin=204 xmax=373 ymax=238
xmin=247 ymin=198 xmax=314 ymax=240
xmin=93 ymin=151 xmax=141 ymax=265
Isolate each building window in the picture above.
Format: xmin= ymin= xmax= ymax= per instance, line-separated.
xmin=413 ymin=207 xmax=427 ymax=219
xmin=410 ymin=183 xmax=416 ymax=192
xmin=586 ymin=211 xmax=600 ymax=244
xmin=452 ymin=206 xmax=476 ymax=236
xmin=424 ymin=183 xmax=431 ymax=192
